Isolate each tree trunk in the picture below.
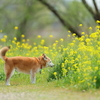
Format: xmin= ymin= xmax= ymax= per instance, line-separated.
xmin=82 ymin=0 xmax=100 ymax=21
xmin=38 ymin=0 xmax=82 ymax=37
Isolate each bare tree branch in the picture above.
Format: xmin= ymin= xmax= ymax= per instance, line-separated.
xmin=82 ymin=0 xmax=100 ymax=21
xmin=82 ymin=0 xmax=95 ymax=15
xmin=38 ymin=0 xmax=81 ymax=37
xmin=93 ymin=0 xmax=100 ymax=20
xmin=93 ymin=0 xmax=99 ymax=13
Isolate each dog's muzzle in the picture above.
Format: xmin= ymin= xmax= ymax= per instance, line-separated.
xmin=50 ymin=64 xmax=55 ymax=67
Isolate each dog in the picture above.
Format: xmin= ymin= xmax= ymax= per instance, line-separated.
xmin=0 ymin=46 xmax=54 ymax=85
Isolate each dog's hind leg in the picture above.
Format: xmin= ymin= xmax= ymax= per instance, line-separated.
xmin=5 ymin=67 xmax=15 ymax=86
xmin=30 ymin=70 xmax=36 ymax=84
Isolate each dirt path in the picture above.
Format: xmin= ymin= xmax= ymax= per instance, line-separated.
xmin=0 ymin=81 xmax=100 ymax=100
xmin=0 ymin=86 xmax=100 ymax=100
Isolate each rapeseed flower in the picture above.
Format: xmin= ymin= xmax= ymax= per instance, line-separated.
xmin=22 ymin=39 xmax=25 ymax=42
xmin=0 ymin=30 xmax=2 ymax=32
xmin=96 ymin=20 xmax=100 ymax=23
xmin=81 ymin=32 xmax=85 ymax=35
xmin=60 ymin=38 xmax=64 ymax=42
xmin=79 ymin=24 xmax=83 ymax=26
xmin=1 ymin=38 xmax=6 ymax=42
xmin=37 ymin=35 xmax=41 ymax=38
xmin=49 ymin=35 xmax=53 ymax=38
xmin=4 ymin=35 xmax=7 ymax=39
xmin=21 ymin=34 xmax=25 ymax=38
xmin=89 ymin=27 xmax=92 ymax=30
xmin=14 ymin=37 xmax=17 ymax=41
xmin=40 ymin=39 xmax=45 ymax=45
xmin=14 ymin=26 xmax=18 ymax=30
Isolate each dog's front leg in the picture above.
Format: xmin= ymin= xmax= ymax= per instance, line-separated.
xmin=30 ymin=71 xmax=36 ymax=84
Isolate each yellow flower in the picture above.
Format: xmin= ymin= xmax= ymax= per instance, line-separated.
xmin=33 ymin=42 xmax=36 ymax=45
xmin=96 ymin=20 xmax=100 ymax=23
xmin=60 ymin=38 xmax=64 ymax=42
xmin=68 ymin=31 xmax=71 ymax=33
xmin=78 ymin=36 xmax=84 ymax=41
xmin=55 ymin=40 xmax=58 ymax=43
xmin=77 ymin=68 xmax=80 ymax=72
xmin=68 ymin=67 xmax=70 ymax=70
xmin=90 ymin=32 xmax=97 ymax=38
xmin=37 ymin=35 xmax=41 ymax=38
xmin=93 ymin=79 xmax=96 ymax=82
xmin=81 ymin=32 xmax=85 ymax=35
xmin=96 ymin=25 xmax=100 ymax=29
xmin=14 ymin=26 xmax=18 ymax=30
xmin=53 ymin=43 xmax=57 ymax=47
xmin=98 ymin=42 xmax=100 ymax=45
xmin=0 ymin=30 xmax=2 ymax=32
xmin=69 ymin=43 xmax=74 ymax=46
xmin=16 ymin=42 xmax=20 ymax=46
xmin=12 ymin=40 xmax=16 ymax=44
xmin=94 ymin=67 xmax=98 ymax=70
xmin=21 ymin=34 xmax=25 ymax=38
xmin=14 ymin=37 xmax=17 ymax=41
xmin=49 ymin=35 xmax=53 ymax=38
xmin=68 ymin=35 xmax=70 ymax=37
xmin=22 ymin=39 xmax=25 ymax=42
xmin=85 ymin=38 xmax=91 ymax=43
xmin=40 ymin=39 xmax=45 ymax=45
xmin=87 ymin=83 xmax=91 ymax=86
xmin=53 ymin=72 xmax=57 ymax=76
xmin=26 ymin=39 xmax=30 ymax=41
xmin=79 ymin=24 xmax=83 ymax=26
xmin=62 ymin=68 xmax=67 ymax=76
xmin=61 ymin=63 xmax=64 ymax=67
xmin=89 ymin=27 xmax=92 ymax=30
xmin=4 ymin=35 xmax=7 ymax=39
xmin=98 ymin=47 xmax=100 ymax=50
xmin=79 ymin=80 xmax=84 ymax=83
xmin=1 ymin=38 xmax=6 ymax=42
xmin=72 ymin=33 xmax=76 ymax=36
xmin=78 ymin=77 xmax=80 ymax=79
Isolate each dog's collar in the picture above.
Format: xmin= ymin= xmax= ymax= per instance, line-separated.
xmin=40 ymin=65 xmax=42 ymax=69
xmin=40 ymin=65 xmax=42 ymax=74
xmin=38 ymin=57 xmax=42 ymax=74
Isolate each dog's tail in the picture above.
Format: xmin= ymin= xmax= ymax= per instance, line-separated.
xmin=0 ymin=46 xmax=10 ymax=60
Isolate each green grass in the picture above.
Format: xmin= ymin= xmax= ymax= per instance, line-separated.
xmin=0 ymin=67 xmax=100 ymax=100
xmin=0 ymin=55 xmax=100 ymax=100
xmin=0 ymin=68 xmax=100 ymax=100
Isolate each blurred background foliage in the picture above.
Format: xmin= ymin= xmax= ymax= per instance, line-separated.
xmin=0 ymin=0 xmax=99 ymax=41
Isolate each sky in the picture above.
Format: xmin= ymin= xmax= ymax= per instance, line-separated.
xmin=66 ymin=0 xmax=100 ymax=9
xmin=86 ymin=0 xmax=100 ymax=9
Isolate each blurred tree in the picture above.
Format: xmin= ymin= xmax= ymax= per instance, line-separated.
xmin=0 ymin=0 xmax=54 ymax=40
xmin=82 ymin=0 xmax=100 ymax=21
xmin=38 ymin=0 xmax=82 ymax=37
xmin=0 ymin=0 xmax=99 ymax=40
xmin=38 ymin=0 xmax=99 ymax=37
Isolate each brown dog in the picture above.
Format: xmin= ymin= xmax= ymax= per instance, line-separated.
xmin=0 ymin=46 xmax=54 ymax=85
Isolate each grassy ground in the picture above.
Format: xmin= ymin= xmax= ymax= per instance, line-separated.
xmin=0 ymin=79 xmax=100 ymax=100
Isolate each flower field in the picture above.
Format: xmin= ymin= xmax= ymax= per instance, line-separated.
xmin=0 ymin=23 xmax=100 ymax=90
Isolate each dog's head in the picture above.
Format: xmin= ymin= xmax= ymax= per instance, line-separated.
xmin=39 ymin=54 xmax=54 ymax=68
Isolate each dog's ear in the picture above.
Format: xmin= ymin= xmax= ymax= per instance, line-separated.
xmin=42 ymin=54 xmax=47 ymax=60
xmin=42 ymin=54 xmax=46 ymax=56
